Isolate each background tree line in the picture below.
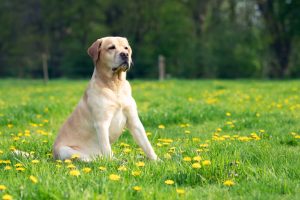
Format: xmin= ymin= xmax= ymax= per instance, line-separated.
xmin=0 ymin=0 xmax=299 ymax=79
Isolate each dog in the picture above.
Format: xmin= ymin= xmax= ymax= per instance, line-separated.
xmin=53 ymin=37 xmax=158 ymax=161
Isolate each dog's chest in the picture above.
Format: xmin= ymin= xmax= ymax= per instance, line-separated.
xmin=109 ymin=107 xmax=127 ymax=143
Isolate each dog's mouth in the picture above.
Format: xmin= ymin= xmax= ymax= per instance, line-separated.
xmin=112 ymin=62 xmax=130 ymax=72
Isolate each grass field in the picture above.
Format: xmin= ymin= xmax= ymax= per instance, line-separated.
xmin=0 ymin=79 xmax=299 ymax=200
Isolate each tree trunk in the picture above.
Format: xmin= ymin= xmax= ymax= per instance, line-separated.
xmin=256 ymin=0 xmax=291 ymax=78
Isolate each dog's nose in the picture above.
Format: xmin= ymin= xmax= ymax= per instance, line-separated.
xmin=120 ymin=52 xmax=128 ymax=60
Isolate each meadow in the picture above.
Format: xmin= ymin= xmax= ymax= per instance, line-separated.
xmin=0 ymin=79 xmax=299 ymax=200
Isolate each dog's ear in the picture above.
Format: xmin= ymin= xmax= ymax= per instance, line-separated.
xmin=87 ymin=39 xmax=103 ymax=64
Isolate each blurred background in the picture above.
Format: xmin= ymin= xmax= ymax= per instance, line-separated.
xmin=0 ymin=0 xmax=299 ymax=79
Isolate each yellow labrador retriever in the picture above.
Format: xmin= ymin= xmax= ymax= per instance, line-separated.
xmin=53 ymin=37 xmax=158 ymax=161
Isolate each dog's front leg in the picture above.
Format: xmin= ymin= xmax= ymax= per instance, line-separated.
xmin=126 ymin=105 xmax=158 ymax=160
xmin=94 ymin=120 xmax=113 ymax=158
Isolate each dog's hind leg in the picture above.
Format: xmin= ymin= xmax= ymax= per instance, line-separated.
xmin=54 ymin=146 xmax=91 ymax=162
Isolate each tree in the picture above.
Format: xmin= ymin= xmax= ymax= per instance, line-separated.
xmin=256 ymin=0 xmax=300 ymax=78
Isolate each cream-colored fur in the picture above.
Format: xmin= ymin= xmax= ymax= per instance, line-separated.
xmin=53 ymin=37 xmax=158 ymax=161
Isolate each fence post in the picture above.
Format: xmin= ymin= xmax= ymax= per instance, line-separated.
xmin=158 ymin=55 xmax=165 ymax=81
xmin=42 ymin=53 xmax=49 ymax=85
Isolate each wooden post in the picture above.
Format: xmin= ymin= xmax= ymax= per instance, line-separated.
xmin=158 ymin=55 xmax=165 ymax=81
xmin=42 ymin=53 xmax=49 ymax=85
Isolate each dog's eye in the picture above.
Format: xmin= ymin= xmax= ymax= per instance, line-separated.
xmin=108 ymin=45 xmax=116 ymax=50
xmin=124 ymin=46 xmax=128 ymax=50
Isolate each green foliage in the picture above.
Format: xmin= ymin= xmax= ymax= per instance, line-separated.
xmin=0 ymin=79 xmax=300 ymax=199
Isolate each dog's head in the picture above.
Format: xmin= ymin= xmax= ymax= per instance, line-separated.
xmin=87 ymin=37 xmax=133 ymax=72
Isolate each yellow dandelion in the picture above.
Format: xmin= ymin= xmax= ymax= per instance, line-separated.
xmin=202 ymin=160 xmax=211 ymax=166
xmin=69 ymin=170 xmax=80 ymax=177
xmin=7 ymin=124 xmax=13 ymax=128
xmin=71 ymin=154 xmax=80 ymax=159
xmin=176 ymin=189 xmax=185 ymax=195
xmin=165 ymin=180 xmax=174 ymax=185
xmin=4 ymin=166 xmax=12 ymax=170
xmin=132 ymin=171 xmax=141 ymax=176
xmin=3 ymin=160 xmax=11 ymax=164
xmin=184 ymin=130 xmax=191 ymax=134
xmin=183 ymin=157 xmax=192 ymax=162
xmin=67 ymin=164 xmax=76 ymax=169
xmin=0 ymin=150 xmax=3 ymax=154
xmin=82 ymin=167 xmax=92 ymax=173
xmin=29 ymin=175 xmax=38 ymax=184
xmin=14 ymin=163 xmax=23 ymax=167
xmin=295 ymin=135 xmax=300 ymax=139
xmin=118 ymin=166 xmax=127 ymax=171
xmin=193 ymin=156 xmax=202 ymax=162
xmin=192 ymin=163 xmax=201 ymax=169
xmin=132 ymin=186 xmax=142 ymax=191
xmin=31 ymin=160 xmax=40 ymax=164
xmin=0 ymin=185 xmax=7 ymax=191
xmin=2 ymin=194 xmax=13 ymax=200
xmin=223 ymin=180 xmax=235 ymax=186
xmin=216 ymin=128 xmax=222 ymax=132
xmin=146 ymin=132 xmax=152 ymax=136
xmin=158 ymin=124 xmax=165 ymax=129
xmin=135 ymin=162 xmax=145 ymax=167
xmin=56 ymin=160 xmax=62 ymax=163
xmin=16 ymin=167 xmax=25 ymax=172
xmin=64 ymin=159 xmax=72 ymax=163
xmin=199 ymin=143 xmax=209 ymax=148
xmin=109 ymin=174 xmax=120 ymax=181
xmin=98 ymin=166 xmax=107 ymax=171
xmin=123 ymin=148 xmax=131 ymax=153
xmin=226 ymin=112 xmax=231 ymax=117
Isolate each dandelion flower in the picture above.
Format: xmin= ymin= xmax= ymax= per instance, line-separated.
xmin=176 ymin=189 xmax=185 ymax=195
xmin=223 ymin=180 xmax=235 ymax=186
xmin=132 ymin=186 xmax=142 ymax=191
xmin=98 ymin=166 xmax=106 ymax=171
xmin=71 ymin=154 xmax=80 ymax=159
xmin=16 ymin=167 xmax=25 ymax=172
xmin=0 ymin=185 xmax=7 ymax=191
xmin=82 ymin=167 xmax=92 ymax=173
xmin=4 ymin=166 xmax=12 ymax=171
xmin=183 ymin=157 xmax=192 ymax=162
xmin=69 ymin=170 xmax=80 ymax=177
xmin=132 ymin=171 xmax=141 ymax=176
xmin=164 ymin=180 xmax=174 ymax=185
xmin=192 ymin=163 xmax=201 ymax=169
xmin=193 ymin=156 xmax=202 ymax=162
xmin=31 ymin=160 xmax=40 ymax=164
xmin=123 ymin=148 xmax=131 ymax=153
xmin=29 ymin=175 xmax=38 ymax=184
xmin=135 ymin=162 xmax=145 ymax=167
xmin=0 ymin=150 xmax=3 ymax=154
xmin=158 ymin=125 xmax=165 ymax=129
xmin=67 ymin=164 xmax=76 ymax=169
xmin=109 ymin=174 xmax=120 ymax=181
xmin=118 ymin=166 xmax=127 ymax=171
xmin=2 ymin=194 xmax=13 ymax=200
xmin=14 ymin=163 xmax=23 ymax=167
xmin=184 ymin=130 xmax=191 ymax=134
xmin=226 ymin=112 xmax=231 ymax=117
xmin=64 ymin=159 xmax=72 ymax=163
xmin=202 ymin=160 xmax=211 ymax=166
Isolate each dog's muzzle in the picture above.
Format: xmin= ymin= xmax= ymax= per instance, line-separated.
xmin=112 ymin=62 xmax=130 ymax=72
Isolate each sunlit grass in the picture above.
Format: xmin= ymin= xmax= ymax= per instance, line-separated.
xmin=0 ymin=79 xmax=300 ymax=199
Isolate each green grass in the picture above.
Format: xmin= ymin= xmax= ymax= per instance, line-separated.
xmin=0 ymin=79 xmax=300 ymax=200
